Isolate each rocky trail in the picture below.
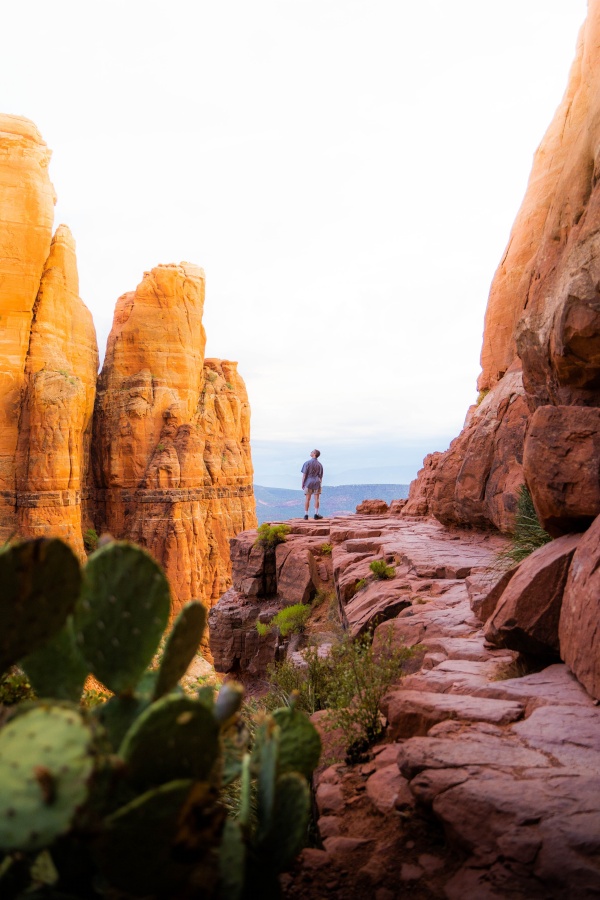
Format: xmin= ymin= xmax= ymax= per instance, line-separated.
xmin=210 ymin=513 xmax=600 ymax=899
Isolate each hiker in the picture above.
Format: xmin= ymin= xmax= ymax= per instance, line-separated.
xmin=301 ymin=449 xmax=324 ymax=520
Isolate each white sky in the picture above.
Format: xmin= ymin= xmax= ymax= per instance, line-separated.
xmin=1 ymin=1 xmax=588 ymax=487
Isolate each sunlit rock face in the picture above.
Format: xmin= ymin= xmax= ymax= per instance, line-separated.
xmin=15 ymin=225 xmax=98 ymax=556
xmin=0 ymin=116 xmax=256 ymax=609
xmin=92 ymin=263 xmax=256 ymax=614
xmin=0 ymin=114 xmax=56 ymax=538
xmin=406 ymin=1 xmax=600 ymax=534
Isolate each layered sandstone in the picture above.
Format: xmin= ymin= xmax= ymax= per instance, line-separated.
xmin=15 ymin=225 xmax=98 ymax=556
xmin=0 ymin=116 xmax=255 ymax=606
xmin=92 ymin=263 xmax=256 ymax=614
xmin=0 ymin=115 xmax=56 ymax=538
xmin=405 ymin=1 xmax=600 ymax=535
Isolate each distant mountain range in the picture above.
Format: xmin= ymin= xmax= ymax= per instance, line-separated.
xmin=254 ymin=484 xmax=410 ymax=524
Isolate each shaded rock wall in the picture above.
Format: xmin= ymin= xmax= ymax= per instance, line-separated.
xmin=406 ymin=1 xmax=600 ymax=535
xmin=0 ymin=115 xmax=256 ymax=610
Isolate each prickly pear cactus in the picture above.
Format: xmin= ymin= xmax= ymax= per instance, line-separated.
xmin=119 ymin=695 xmax=220 ymax=787
xmin=153 ymin=601 xmax=207 ymax=701
xmin=0 ymin=539 xmax=81 ymax=674
xmin=0 ymin=706 xmax=95 ymax=851
xmin=98 ymin=779 xmax=224 ymax=896
xmin=257 ymin=772 xmax=311 ymax=872
xmin=22 ymin=620 xmax=88 ymax=702
xmin=272 ymin=705 xmax=322 ymax=780
xmin=77 ymin=542 xmax=170 ymax=693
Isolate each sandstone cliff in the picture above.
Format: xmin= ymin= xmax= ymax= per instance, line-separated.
xmin=0 ymin=116 xmax=96 ymax=556
xmin=0 ymin=116 xmax=256 ymax=609
xmin=406 ymin=0 xmax=600 ymax=536
xmin=92 ymin=263 xmax=256 ymax=614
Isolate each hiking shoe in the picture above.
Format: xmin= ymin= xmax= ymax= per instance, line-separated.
xmin=304 ymin=514 xmax=309 ymax=520
xmin=314 ymin=514 xmax=323 ymax=520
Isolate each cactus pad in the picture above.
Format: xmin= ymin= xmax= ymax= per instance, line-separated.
xmin=77 ymin=542 xmax=170 ymax=693
xmin=256 ymin=772 xmax=310 ymax=871
xmin=119 ymin=695 xmax=219 ymax=787
xmin=98 ymin=779 xmax=223 ymax=896
xmin=0 ymin=539 xmax=81 ymax=673
xmin=0 ymin=706 xmax=95 ymax=851
xmin=219 ymin=819 xmax=245 ymax=900
xmin=272 ymin=706 xmax=321 ymax=780
xmin=22 ymin=621 xmax=88 ymax=702
xmin=152 ymin=601 xmax=207 ymax=701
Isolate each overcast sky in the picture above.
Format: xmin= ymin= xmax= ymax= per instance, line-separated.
xmin=2 ymin=1 xmax=588 ymax=487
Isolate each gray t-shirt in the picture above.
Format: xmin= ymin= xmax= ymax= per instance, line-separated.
xmin=301 ymin=458 xmax=323 ymax=490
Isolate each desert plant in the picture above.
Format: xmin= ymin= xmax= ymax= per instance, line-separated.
xmin=320 ymin=542 xmax=333 ymax=556
xmin=83 ymin=527 xmax=99 ymax=553
xmin=0 ymin=667 xmax=35 ymax=705
xmin=266 ymin=646 xmax=333 ymax=715
xmin=369 ymin=559 xmax=395 ymax=580
xmin=256 ymin=604 xmax=311 ymax=638
xmin=0 ymin=537 xmax=321 ymax=899
xmin=354 ymin=578 xmax=367 ymax=592
xmin=254 ymin=523 xmax=291 ymax=548
xmin=325 ymin=628 xmax=412 ymax=757
xmin=498 ymin=485 xmax=552 ymax=567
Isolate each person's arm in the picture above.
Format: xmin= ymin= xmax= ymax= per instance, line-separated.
xmin=301 ymin=463 xmax=306 ymax=489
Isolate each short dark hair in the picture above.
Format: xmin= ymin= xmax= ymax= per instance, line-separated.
xmin=313 ymin=449 xmax=321 ymax=458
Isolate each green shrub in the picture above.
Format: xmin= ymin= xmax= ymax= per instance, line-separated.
xmin=254 ymin=523 xmax=291 ymax=548
xmin=354 ymin=578 xmax=367 ymax=592
xmin=325 ymin=628 xmax=412 ymax=757
xmin=225 ymin=381 xmax=234 ymax=390
xmin=369 ymin=559 xmax=395 ymax=580
xmin=476 ymin=388 xmax=490 ymax=406
xmin=83 ymin=527 xmax=98 ymax=553
xmin=0 ymin=537 xmax=321 ymax=898
xmin=498 ymin=485 xmax=551 ymax=567
xmin=257 ymin=604 xmax=311 ymax=638
xmin=265 ymin=629 xmax=413 ymax=760
xmin=320 ymin=542 xmax=333 ymax=556
xmin=266 ymin=646 xmax=332 ymax=715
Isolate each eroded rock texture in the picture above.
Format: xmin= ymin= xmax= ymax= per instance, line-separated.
xmin=405 ymin=2 xmax=600 ymax=535
xmin=0 ymin=116 xmax=256 ymax=606
xmin=0 ymin=115 xmax=96 ymax=555
xmin=92 ymin=263 xmax=256 ymax=614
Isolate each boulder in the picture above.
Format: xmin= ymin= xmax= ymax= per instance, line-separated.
xmin=467 ymin=567 xmax=516 ymax=624
xmin=356 ymin=499 xmax=389 ymax=515
xmin=524 ymin=406 xmax=600 ymax=536
xmin=559 ymin=514 xmax=600 ymax=700
xmin=484 ymin=534 xmax=581 ymax=658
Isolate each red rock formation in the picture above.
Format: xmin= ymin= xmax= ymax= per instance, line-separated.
xmin=559 ymin=513 xmax=600 ymax=700
xmin=92 ymin=263 xmax=256 ymax=614
xmin=0 ymin=115 xmax=56 ymax=539
xmin=405 ymin=1 xmax=600 ymax=536
xmin=15 ymin=226 xmax=98 ymax=557
xmin=0 ymin=118 xmax=256 ymax=606
xmin=484 ymin=534 xmax=581 ymax=659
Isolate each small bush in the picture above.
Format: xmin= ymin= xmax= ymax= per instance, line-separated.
xmin=354 ymin=578 xmax=366 ymax=592
xmin=255 ymin=621 xmax=272 ymax=637
xmin=498 ymin=485 xmax=551 ymax=567
xmin=369 ymin=559 xmax=395 ymax=580
xmin=325 ymin=628 xmax=412 ymax=756
xmin=266 ymin=646 xmax=332 ymax=715
xmin=320 ymin=543 xmax=333 ymax=556
xmin=83 ymin=528 xmax=99 ymax=553
xmin=476 ymin=388 xmax=490 ymax=406
xmin=256 ymin=603 xmax=311 ymax=638
xmin=254 ymin=523 xmax=291 ymax=548
xmin=225 ymin=381 xmax=234 ymax=390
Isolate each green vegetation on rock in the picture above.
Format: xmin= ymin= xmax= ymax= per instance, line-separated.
xmin=498 ymin=485 xmax=552 ymax=567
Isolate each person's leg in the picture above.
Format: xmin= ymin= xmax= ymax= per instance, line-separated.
xmin=314 ymin=493 xmax=320 ymax=513
xmin=304 ymin=491 xmax=310 ymax=514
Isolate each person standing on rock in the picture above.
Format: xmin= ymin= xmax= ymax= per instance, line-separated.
xmin=301 ymin=449 xmax=324 ymax=520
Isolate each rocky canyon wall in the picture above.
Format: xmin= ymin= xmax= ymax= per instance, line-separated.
xmin=0 ymin=114 xmax=256 ymax=612
xmin=406 ymin=0 xmax=600 ymax=537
